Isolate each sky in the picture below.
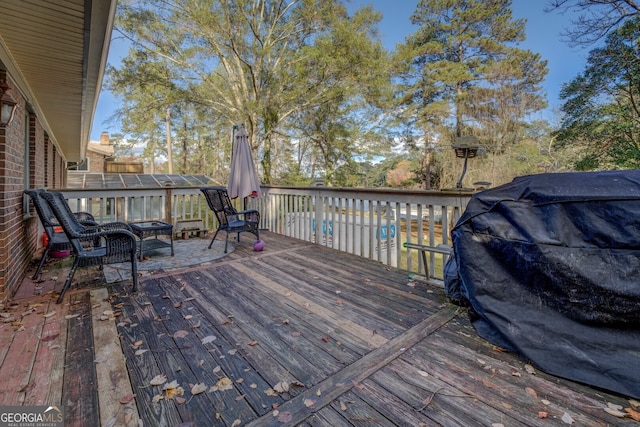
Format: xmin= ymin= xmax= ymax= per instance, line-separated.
xmin=90 ymin=0 xmax=590 ymax=141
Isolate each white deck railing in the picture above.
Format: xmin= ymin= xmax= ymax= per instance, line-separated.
xmin=60 ymin=186 xmax=472 ymax=280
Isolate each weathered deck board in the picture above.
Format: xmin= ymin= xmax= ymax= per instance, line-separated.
xmin=247 ymin=305 xmax=458 ymax=426
xmin=231 ymin=261 xmax=389 ymax=348
xmin=418 ymin=322 xmax=636 ymax=426
xmin=0 ymin=300 xmax=48 ymax=405
xmin=248 ymin=257 xmax=416 ymax=338
xmin=195 ymin=266 xmax=371 ymax=357
xmin=63 ymin=292 xmax=99 ymax=427
xmin=91 ymin=289 xmax=139 ymax=427
xmin=114 ymin=290 xmax=184 ymax=427
xmin=146 ymin=277 xmax=259 ymax=425
xmin=23 ymin=298 xmax=67 ymax=407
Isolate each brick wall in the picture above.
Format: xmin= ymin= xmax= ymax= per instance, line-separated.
xmin=87 ymin=150 xmax=106 ymax=172
xmin=0 ymin=74 xmax=64 ymax=301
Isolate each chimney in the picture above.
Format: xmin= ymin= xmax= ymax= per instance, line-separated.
xmin=100 ymin=132 xmax=110 ymax=146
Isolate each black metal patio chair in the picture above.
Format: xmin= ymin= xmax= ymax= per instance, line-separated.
xmin=38 ymin=190 xmax=139 ymax=303
xmin=25 ymin=189 xmax=98 ymax=280
xmin=200 ymin=187 xmax=260 ymax=253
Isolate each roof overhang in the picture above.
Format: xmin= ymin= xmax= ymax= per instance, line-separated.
xmin=0 ymin=0 xmax=116 ymax=162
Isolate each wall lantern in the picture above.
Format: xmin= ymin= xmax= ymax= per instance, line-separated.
xmin=0 ymin=71 xmax=17 ymax=127
xmin=452 ymin=136 xmax=481 ymax=189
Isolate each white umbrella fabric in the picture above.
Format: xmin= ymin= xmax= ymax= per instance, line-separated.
xmin=228 ymin=124 xmax=262 ymax=202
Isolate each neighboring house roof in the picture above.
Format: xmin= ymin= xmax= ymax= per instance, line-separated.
xmin=87 ymin=142 xmax=116 ymax=157
xmin=67 ymin=173 xmax=218 ymax=189
xmin=0 ymin=0 xmax=116 ymax=162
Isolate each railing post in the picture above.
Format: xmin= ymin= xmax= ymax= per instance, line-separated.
xmin=165 ymin=183 xmax=173 ymax=225
xmin=117 ymin=197 xmax=125 ymax=222
xmin=314 ymin=189 xmax=322 ymax=245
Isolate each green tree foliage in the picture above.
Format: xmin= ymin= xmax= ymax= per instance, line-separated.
xmin=108 ymin=0 xmax=391 ymax=185
xmin=393 ymin=0 xmax=547 ymax=189
xmin=555 ymin=17 xmax=640 ymax=169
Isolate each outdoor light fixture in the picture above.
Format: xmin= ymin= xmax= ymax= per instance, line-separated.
xmin=452 ymin=136 xmax=480 ymax=189
xmin=0 ymin=71 xmax=17 ymax=127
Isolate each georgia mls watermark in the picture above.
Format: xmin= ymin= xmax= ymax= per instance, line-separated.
xmin=0 ymin=406 xmax=63 ymax=427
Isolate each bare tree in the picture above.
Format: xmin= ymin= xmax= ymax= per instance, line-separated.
xmin=546 ymin=0 xmax=640 ymax=45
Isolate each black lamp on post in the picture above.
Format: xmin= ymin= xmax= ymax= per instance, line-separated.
xmin=452 ymin=136 xmax=480 ymax=189
xmin=0 ymin=71 xmax=17 ymax=128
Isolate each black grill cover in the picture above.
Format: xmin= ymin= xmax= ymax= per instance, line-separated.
xmin=444 ymin=170 xmax=640 ymax=398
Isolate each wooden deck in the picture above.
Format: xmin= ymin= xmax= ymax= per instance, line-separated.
xmin=1 ymin=232 xmax=637 ymax=426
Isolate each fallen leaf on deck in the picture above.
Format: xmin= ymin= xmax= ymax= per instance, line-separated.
xmin=149 ymin=374 xmax=167 ymax=386
xmin=274 ymin=381 xmax=289 ymax=393
xmin=152 ymin=394 xmax=163 ymax=403
xmin=236 ymin=394 xmax=246 ymax=401
xmin=173 ymin=302 xmax=182 ymax=308
xmin=231 ymin=420 xmax=241 ymax=427
xmin=210 ymin=377 xmax=234 ymax=392
xmin=183 ymin=315 xmax=193 ymax=320
xmin=43 ymin=312 xmax=56 ymax=318
xmin=190 ymin=383 xmax=207 ymax=395
xmin=247 ymin=340 xmax=258 ymax=346
xmin=134 ymin=349 xmax=148 ymax=356
xmin=538 ymin=412 xmax=548 ymax=419
xmin=604 ymin=407 xmax=627 ymax=418
xmin=119 ymin=394 xmax=136 ymax=404
xmin=213 ymin=366 xmax=222 ymax=374
xmin=162 ymin=380 xmax=185 ymax=400
xmin=303 ymin=399 xmax=316 ymax=408
xmin=541 ymin=399 xmax=550 ymax=405
xmin=41 ymin=333 xmax=60 ymax=342
xmin=228 ymin=349 xmax=237 ymax=355
xmin=265 ymin=388 xmax=277 ymax=396
xmin=277 ymin=412 xmax=293 ymax=423
xmin=417 ymin=370 xmax=429 ymax=377
xmin=625 ymin=407 xmax=640 ymax=421
xmin=340 ymin=401 xmax=348 ymax=411
xmin=65 ymin=314 xmax=79 ymax=320
xmin=173 ymin=330 xmax=188 ymax=339
xmin=561 ymin=412 xmax=575 ymax=424
xmin=133 ymin=340 xmax=143 ymax=348
xmin=322 ymin=335 xmax=330 ymax=342
xmin=201 ymin=335 xmax=217 ymax=345
xmin=630 ymin=399 xmax=640 ymax=408
xmin=525 ymin=387 xmax=537 ymax=398
xmin=524 ymin=364 xmax=536 ymax=375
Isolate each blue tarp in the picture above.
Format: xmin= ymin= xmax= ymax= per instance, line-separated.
xmin=445 ymin=170 xmax=640 ymax=398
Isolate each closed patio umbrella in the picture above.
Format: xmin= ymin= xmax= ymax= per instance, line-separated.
xmin=228 ymin=124 xmax=262 ymax=205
